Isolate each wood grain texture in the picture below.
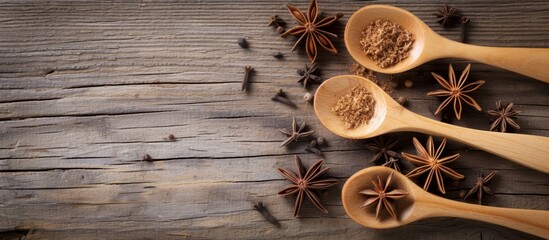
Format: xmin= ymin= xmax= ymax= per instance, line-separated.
xmin=0 ymin=0 xmax=548 ymax=239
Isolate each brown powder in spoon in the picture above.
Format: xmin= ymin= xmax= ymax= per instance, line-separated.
xmin=360 ymin=19 xmax=414 ymax=68
xmin=332 ymin=86 xmax=376 ymax=129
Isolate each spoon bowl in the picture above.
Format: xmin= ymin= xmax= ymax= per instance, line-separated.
xmin=342 ymin=166 xmax=417 ymax=228
xmin=344 ymin=5 xmax=549 ymax=82
xmin=345 ymin=5 xmax=426 ymax=74
xmin=314 ymin=75 xmax=549 ymax=173
xmin=342 ymin=166 xmax=549 ymax=237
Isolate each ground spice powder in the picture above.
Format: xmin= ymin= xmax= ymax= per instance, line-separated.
xmin=332 ymin=86 xmax=376 ymax=129
xmin=360 ymin=19 xmax=414 ymax=68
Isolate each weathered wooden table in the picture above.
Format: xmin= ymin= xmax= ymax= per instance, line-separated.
xmin=1 ymin=1 xmax=548 ymax=239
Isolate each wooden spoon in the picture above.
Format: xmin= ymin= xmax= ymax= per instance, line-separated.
xmin=344 ymin=5 xmax=549 ymax=83
xmin=342 ymin=166 xmax=549 ymax=238
xmin=314 ymin=75 xmax=549 ymax=173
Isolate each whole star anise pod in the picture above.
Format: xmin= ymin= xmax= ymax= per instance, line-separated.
xmin=402 ymin=136 xmax=464 ymax=194
xmin=277 ymin=155 xmax=339 ymax=217
xmin=297 ymin=63 xmax=321 ymax=88
xmin=278 ymin=117 xmax=315 ymax=147
xmin=487 ymin=101 xmax=521 ymax=132
xmin=360 ymin=172 xmax=408 ymax=220
xmin=427 ymin=64 xmax=485 ymax=120
xmin=365 ymin=137 xmax=401 ymax=164
xmin=434 ymin=4 xmax=461 ymax=27
xmin=463 ymin=171 xmax=496 ymax=205
xmin=282 ymin=0 xmax=343 ymax=63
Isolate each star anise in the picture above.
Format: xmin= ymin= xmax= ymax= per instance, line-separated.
xmin=281 ymin=0 xmax=343 ymax=63
xmin=278 ymin=117 xmax=315 ymax=147
xmin=277 ymin=155 xmax=339 ymax=217
xmin=402 ymin=136 xmax=464 ymax=194
xmin=382 ymin=157 xmax=403 ymax=173
xmin=297 ymin=63 xmax=321 ymax=88
xmin=487 ymin=101 xmax=521 ymax=132
xmin=359 ymin=172 xmax=408 ymax=220
xmin=365 ymin=137 xmax=401 ymax=164
xmin=463 ymin=171 xmax=496 ymax=205
xmin=434 ymin=4 xmax=461 ymax=27
xmin=427 ymin=64 xmax=485 ymax=120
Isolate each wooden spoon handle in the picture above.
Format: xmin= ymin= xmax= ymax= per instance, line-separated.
xmin=417 ymin=196 xmax=549 ymax=238
xmin=445 ymin=41 xmax=549 ymax=83
xmin=400 ymin=112 xmax=549 ymax=173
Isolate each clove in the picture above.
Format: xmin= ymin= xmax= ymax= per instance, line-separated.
xmin=271 ymin=89 xmax=296 ymax=108
xmin=253 ymin=202 xmax=281 ymax=228
xmin=142 ymin=154 xmax=152 ymax=162
xmin=242 ymin=66 xmax=253 ymax=91
xmin=459 ymin=16 xmax=469 ymax=43
xmin=272 ymin=52 xmax=284 ymax=59
xmin=305 ymin=139 xmax=323 ymax=156
xmin=167 ymin=134 xmax=176 ymax=141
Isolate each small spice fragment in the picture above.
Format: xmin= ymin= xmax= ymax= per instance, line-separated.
xmin=404 ymin=80 xmax=413 ymax=88
xmin=427 ymin=64 xmax=484 ymax=120
xmin=297 ymin=63 xmax=321 ymax=89
xmin=332 ymin=86 xmax=376 ymax=129
xmin=396 ymin=96 xmax=407 ymax=106
xmin=272 ymin=52 xmax=284 ymax=59
xmin=305 ymin=140 xmax=322 ymax=156
xmin=238 ymin=38 xmax=248 ymax=48
xmin=268 ymin=15 xmax=286 ymax=28
xmin=360 ymin=172 xmax=408 ymax=220
xmin=281 ymin=0 xmax=343 ymax=63
xmin=253 ymin=202 xmax=281 ymax=228
xmin=278 ymin=117 xmax=315 ymax=147
xmin=242 ymin=66 xmax=254 ymax=91
xmin=434 ymin=4 xmax=460 ymax=27
xmin=365 ymin=137 xmax=401 ymax=164
xmin=487 ymin=101 xmax=521 ymax=132
xmin=303 ymin=92 xmax=313 ymax=103
xmin=277 ymin=156 xmax=338 ymax=217
xmin=360 ymin=19 xmax=414 ymax=68
xmin=463 ymin=171 xmax=496 ymax=205
xmin=271 ymin=89 xmax=297 ymax=108
xmin=167 ymin=134 xmax=176 ymax=141
xmin=276 ymin=26 xmax=285 ymax=34
xmin=142 ymin=154 xmax=152 ymax=162
xmin=402 ymin=136 xmax=464 ymax=194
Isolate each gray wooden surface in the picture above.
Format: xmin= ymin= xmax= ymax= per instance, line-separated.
xmin=0 ymin=0 xmax=548 ymax=239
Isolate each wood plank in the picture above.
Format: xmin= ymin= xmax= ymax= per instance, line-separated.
xmin=0 ymin=0 xmax=548 ymax=239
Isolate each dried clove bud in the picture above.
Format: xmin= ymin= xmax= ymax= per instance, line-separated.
xmin=459 ymin=16 xmax=469 ymax=43
xmin=271 ymin=89 xmax=296 ymax=108
xmin=267 ymin=15 xmax=286 ymax=28
xmin=303 ymin=92 xmax=313 ymax=103
xmin=272 ymin=52 xmax=284 ymax=59
xmin=254 ymin=202 xmax=281 ymax=228
xmin=238 ymin=38 xmax=248 ymax=48
xmin=167 ymin=134 xmax=176 ymax=141
xmin=142 ymin=154 xmax=152 ymax=162
xmin=276 ymin=26 xmax=285 ymax=34
xmin=305 ymin=145 xmax=323 ymax=156
xmin=242 ymin=66 xmax=253 ymax=91
xmin=305 ymin=139 xmax=323 ymax=156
